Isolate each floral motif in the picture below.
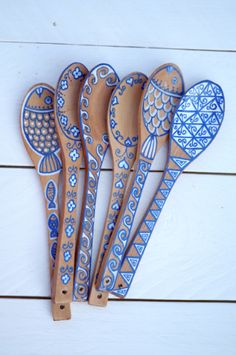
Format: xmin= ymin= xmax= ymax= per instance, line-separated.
xmin=61 ymin=80 xmax=68 ymax=90
xmin=67 ymin=199 xmax=76 ymax=213
xmin=60 ymin=115 xmax=68 ymax=125
xmin=71 ymin=126 xmax=80 ymax=138
xmin=65 ymin=224 xmax=74 ymax=237
xmin=69 ymin=173 xmax=77 ymax=187
xmin=64 ymin=250 xmax=72 ymax=262
xmin=61 ymin=273 xmax=70 ymax=285
xmin=69 ymin=148 xmax=80 ymax=162
xmin=57 ymin=96 xmax=64 ymax=108
xmin=72 ymin=67 xmax=83 ymax=79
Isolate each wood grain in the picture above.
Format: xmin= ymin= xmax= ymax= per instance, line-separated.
xmin=20 ymin=83 xmax=70 ymax=320
xmin=89 ymin=72 xmax=147 ymax=306
xmin=52 ymin=63 xmax=88 ymax=314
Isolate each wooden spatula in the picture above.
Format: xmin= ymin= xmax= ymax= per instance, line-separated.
xmin=97 ymin=64 xmax=184 ymax=292
xmin=73 ymin=64 xmax=119 ymax=301
xmin=109 ymin=80 xmax=225 ymax=297
xmin=89 ymin=72 xmax=147 ymax=306
xmin=52 ymin=63 xmax=88 ymax=315
xmin=20 ymin=83 xmax=70 ymax=320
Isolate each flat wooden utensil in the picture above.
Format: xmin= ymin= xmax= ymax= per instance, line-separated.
xmin=73 ymin=63 xmax=119 ymax=301
xmin=109 ymin=80 xmax=225 ymax=297
xmin=97 ymin=63 xmax=184 ymax=292
xmin=52 ymin=63 xmax=88 ymax=314
xmin=89 ymin=72 xmax=148 ymax=306
xmin=20 ymin=83 xmax=70 ymax=320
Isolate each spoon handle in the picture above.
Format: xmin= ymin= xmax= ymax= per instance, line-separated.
xmin=74 ymin=149 xmax=107 ymax=301
xmin=110 ymin=159 xmax=182 ymax=297
xmin=97 ymin=157 xmax=152 ymax=292
xmin=89 ymin=166 xmax=131 ymax=306
xmin=40 ymin=174 xmax=71 ymax=319
xmin=52 ymin=163 xmax=81 ymax=304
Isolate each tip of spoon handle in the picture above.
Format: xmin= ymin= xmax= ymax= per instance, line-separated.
xmin=51 ymin=301 xmax=71 ymax=321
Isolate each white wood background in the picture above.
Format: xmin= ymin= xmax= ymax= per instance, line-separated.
xmin=0 ymin=1 xmax=235 ymax=354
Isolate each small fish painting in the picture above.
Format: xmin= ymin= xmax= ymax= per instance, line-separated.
xmin=45 ymin=180 xmax=57 ymax=209
xmin=48 ymin=213 xmax=59 ymax=240
xmin=21 ymin=85 xmax=62 ymax=174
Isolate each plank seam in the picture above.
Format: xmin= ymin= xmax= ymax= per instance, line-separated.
xmin=0 ymin=39 xmax=236 ymax=53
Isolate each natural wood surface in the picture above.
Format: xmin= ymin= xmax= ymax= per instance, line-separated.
xmin=111 ymin=80 xmax=225 ymax=297
xmin=73 ymin=64 xmax=119 ymax=301
xmin=89 ymin=72 xmax=147 ymax=306
xmin=97 ymin=64 xmax=184 ymax=292
xmin=20 ymin=83 xmax=70 ymax=319
xmin=52 ymin=63 xmax=88 ymax=317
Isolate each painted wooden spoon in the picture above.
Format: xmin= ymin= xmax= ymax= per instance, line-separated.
xmin=89 ymin=72 xmax=148 ymax=306
xmin=109 ymin=80 xmax=225 ymax=297
xmin=20 ymin=83 xmax=70 ymax=320
xmin=97 ymin=63 xmax=184 ymax=292
xmin=73 ymin=63 xmax=119 ymax=301
xmin=52 ymin=63 xmax=88 ymax=312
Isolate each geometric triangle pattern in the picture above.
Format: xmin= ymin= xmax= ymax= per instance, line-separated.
xmin=127 ymin=257 xmax=140 ymax=271
xmin=171 ymin=80 xmax=224 ymax=160
xmin=99 ymin=159 xmax=151 ymax=292
xmin=112 ymin=80 xmax=225 ymax=299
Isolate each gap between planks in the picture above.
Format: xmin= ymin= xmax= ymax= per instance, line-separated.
xmin=0 ymin=39 xmax=236 ymax=54
xmin=0 ymin=295 xmax=235 ymax=303
xmin=0 ymin=165 xmax=236 ymax=176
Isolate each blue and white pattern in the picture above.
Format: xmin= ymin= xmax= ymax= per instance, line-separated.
xmin=97 ymin=65 xmax=184 ymax=292
xmin=45 ymin=180 xmax=57 ymax=209
xmin=141 ymin=64 xmax=184 ymax=159
xmin=48 ymin=213 xmax=59 ymax=240
xmin=98 ymin=159 xmax=151 ymax=291
xmin=21 ymin=85 xmax=62 ymax=175
xmin=109 ymin=80 xmax=225 ymax=297
xmin=54 ymin=63 xmax=88 ymax=291
xmin=74 ymin=64 xmax=119 ymax=301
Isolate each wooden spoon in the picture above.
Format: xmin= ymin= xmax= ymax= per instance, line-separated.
xmin=73 ymin=63 xmax=119 ymax=301
xmin=20 ymin=83 xmax=70 ymax=320
xmin=109 ymin=80 xmax=225 ymax=297
xmin=89 ymin=72 xmax=148 ymax=306
xmin=52 ymin=63 xmax=88 ymax=314
xmin=97 ymin=63 xmax=184 ymax=292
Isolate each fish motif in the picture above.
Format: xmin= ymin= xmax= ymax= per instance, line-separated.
xmin=48 ymin=213 xmax=59 ymax=240
xmin=45 ymin=180 xmax=57 ymax=209
xmin=21 ymin=85 xmax=61 ymax=174
xmin=142 ymin=64 xmax=184 ymax=159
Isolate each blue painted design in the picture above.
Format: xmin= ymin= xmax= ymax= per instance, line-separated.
xmin=21 ymin=85 xmax=62 ymax=175
xmin=74 ymin=64 xmax=119 ymax=301
xmin=69 ymin=173 xmax=77 ymax=187
xmin=97 ymin=66 xmax=184 ymax=292
xmin=65 ymin=224 xmax=74 ymax=238
xmin=69 ymin=148 xmax=80 ymax=161
xmin=45 ymin=180 xmax=57 ymax=209
xmin=109 ymin=80 xmax=225 ymax=297
xmin=50 ymin=241 xmax=57 ymax=261
xmin=61 ymin=273 xmax=70 ymax=285
xmin=67 ymin=199 xmax=76 ymax=213
xmin=61 ymin=80 xmax=68 ymax=90
xmin=118 ymin=158 xmax=129 ymax=170
xmin=141 ymin=64 xmax=184 ymax=159
xmin=64 ymin=250 xmax=72 ymax=262
xmin=48 ymin=213 xmax=59 ymax=240
xmin=72 ymin=67 xmax=83 ymax=79
xmin=98 ymin=159 xmax=151 ymax=291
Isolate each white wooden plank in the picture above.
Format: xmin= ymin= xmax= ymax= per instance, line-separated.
xmin=0 ymin=299 xmax=235 ymax=355
xmin=0 ymin=168 xmax=235 ymax=300
xmin=0 ymin=0 xmax=235 ymax=51
xmin=1 ymin=42 xmax=235 ymax=173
